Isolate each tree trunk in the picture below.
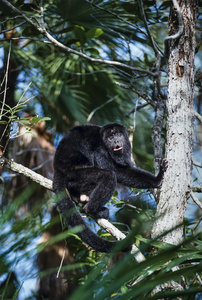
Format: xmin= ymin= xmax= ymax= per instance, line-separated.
xmin=152 ymin=0 xmax=196 ymax=244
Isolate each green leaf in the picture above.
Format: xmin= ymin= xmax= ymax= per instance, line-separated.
xmin=17 ymin=119 xmax=31 ymax=125
xmin=86 ymin=28 xmax=103 ymax=40
xmin=41 ymin=117 xmax=51 ymax=122
xmin=30 ymin=116 xmax=43 ymax=126
xmin=29 ymin=116 xmax=51 ymax=126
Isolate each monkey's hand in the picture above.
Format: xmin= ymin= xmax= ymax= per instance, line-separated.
xmin=160 ymin=158 xmax=168 ymax=173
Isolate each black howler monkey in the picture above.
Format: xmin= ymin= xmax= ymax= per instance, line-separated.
xmin=53 ymin=123 xmax=166 ymax=253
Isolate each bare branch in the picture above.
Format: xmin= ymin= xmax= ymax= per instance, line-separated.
xmin=115 ymin=81 xmax=152 ymax=103
xmin=0 ymin=21 xmax=27 ymax=34
xmin=126 ymin=103 xmax=149 ymax=118
xmin=193 ymin=161 xmax=202 ymax=168
xmin=0 ymin=157 xmax=53 ymax=190
xmin=0 ymin=156 xmax=145 ymax=262
xmin=194 ymin=111 xmax=202 ymax=123
xmin=97 ymin=218 xmax=145 ymax=262
xmin=191 ymin=185 xmax=202 ymax=193
xmin=0 ymin=41 xmax=11 ymax=120
xmin=87 ymin=96 xmax=117 ymax=122
xmin=0 ymin=0 xmax=156 ymax=76
xmin=138 ymin=0 xmax=162 ymax=56
xmin=190 ymin=191 xmax=202 ymax=211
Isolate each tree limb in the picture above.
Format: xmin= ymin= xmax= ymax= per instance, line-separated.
xmin=0 ymin=156 xmax=145 ymax=262
xmin=191 ymin=185 xmax=202 ymax=193
xmin=190 ymin=191 xmax=202 ymax=211
xmin=1 ymin=0 xmax=156 ymax=77
xmin=0 ymin=157 xmax=53 ymax=189
xmin=193 ymin=161 xmax=202 ymax=168
xmin=138 ymin=0 xmax=162 ymax=57
xmin=194 ymin=111 xmax=202 ymax=123
xmin=115 ymin=81 xmax=152 ymax=103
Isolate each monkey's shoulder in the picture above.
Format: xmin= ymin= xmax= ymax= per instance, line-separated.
xmin=63 ymin=125 xmax=103 ymax=151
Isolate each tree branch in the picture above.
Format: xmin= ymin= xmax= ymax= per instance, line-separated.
xmin=194 ymin=111 xmax=202 ymax=123
xmin=190 ymin=191 xmax=202 ymax=211
xmin=0 ymin=156 xmax=145 ymax=262
xmin=191 ymin=185 xmax=202 ymax=193
xmin=115 ymin=81 xmax=152 ymax=103
xmin=0 ymin=157 xmax=53 ymax=189
xmin=138 ymin=0 xmax=162 ymax=57
xmin=193 ymin=161 xmax=202 ymax=168
xmin=1 ymin=0 xmax=156 ymax=77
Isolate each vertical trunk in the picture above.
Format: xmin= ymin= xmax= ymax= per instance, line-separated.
xmin=152 ymin=1 xmax=196 ymax=244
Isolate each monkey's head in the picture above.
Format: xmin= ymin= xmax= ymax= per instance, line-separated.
xmin=100 ymin=124 xmax=131 ymax=161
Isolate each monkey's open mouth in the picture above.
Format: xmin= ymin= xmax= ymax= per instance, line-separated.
xmin=114 ymin=145 xmax=123 ymax=151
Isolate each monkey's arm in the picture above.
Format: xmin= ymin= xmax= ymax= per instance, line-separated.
xmin=116 ymin=159 xmax=167 ymax=189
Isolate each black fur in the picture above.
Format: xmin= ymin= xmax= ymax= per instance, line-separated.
xmin=53 ymin=124 xmax=166 ymax=253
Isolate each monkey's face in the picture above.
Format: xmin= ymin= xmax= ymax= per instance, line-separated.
xmin=104 ymin=131 xmax=125 ymax=155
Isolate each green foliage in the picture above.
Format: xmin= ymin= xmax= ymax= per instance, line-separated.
xmin=0 ymin=97 xmax=51 ymax=155
xmin=68 ymin=235 xmax=202 ymax=300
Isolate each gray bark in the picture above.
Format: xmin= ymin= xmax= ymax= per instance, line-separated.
xmin=152 ymin=0 xmax=196 ymax=245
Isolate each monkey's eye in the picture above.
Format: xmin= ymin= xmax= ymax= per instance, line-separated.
xmin=108 ymin=135 xmax=113 ymax=141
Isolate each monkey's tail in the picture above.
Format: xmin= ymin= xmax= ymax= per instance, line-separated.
xmin=57 ymin=196 xmax=118 ymax=253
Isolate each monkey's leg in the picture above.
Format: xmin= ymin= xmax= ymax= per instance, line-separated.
xmin=66 ymin=168 xmax=117 ymax=219
xmin=84 ymin=169 xmax=117 ymax=219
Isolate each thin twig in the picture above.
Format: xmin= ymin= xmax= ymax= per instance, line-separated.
xmin=193 ymin=161 xmax=202 ymax=168
xmin=0 ymin=15 xmax=25 ymax=25
xmin=194 ymin=111 xmax=202 ymax=123
xmin=115 ymin=81 xmax=152 ymax=103
xmin=17 ymin=82 xmax=32 ymax=106
xmin=0 ymin=21 xmax=27 ymax=34
xmin=138 ymin=0 xmax=162 ymax=57
xmin=190 ymin=191 xmax=202 ymax=211
xmin=0 ymin=41 xmax=11 ymax=120
xmin=56 ymin=247 xmax=66 ymax=278
xmin=16 ymin=148 xmax=54 ymax=156
xmin=0 ymin=95 xmax=36 ymax=119
xmin=87 ymin=96 xmax=117 ymax=122
xmin=32 ymin=158 xmax=53 ymax=172
xmin=191 ymin=185 xmax=202 ymax=193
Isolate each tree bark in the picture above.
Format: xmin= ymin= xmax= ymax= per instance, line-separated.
xmin=152 ymin=0 xmax=196 ymax=245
